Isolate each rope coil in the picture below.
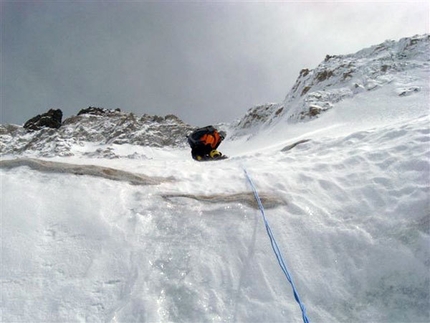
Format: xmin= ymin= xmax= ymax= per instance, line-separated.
xmin=243 ymin=168 xmax=310 ymax=323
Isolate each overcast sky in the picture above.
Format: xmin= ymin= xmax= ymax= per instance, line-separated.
xmin=2 ymin=1 xmax=429 ymax=126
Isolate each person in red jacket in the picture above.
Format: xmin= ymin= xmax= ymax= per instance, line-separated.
xmin=187 ymin=126 xmax=226 ymax=161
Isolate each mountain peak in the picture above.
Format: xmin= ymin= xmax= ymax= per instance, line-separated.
xmin=232 ymin=34 xmax=429 ymax=136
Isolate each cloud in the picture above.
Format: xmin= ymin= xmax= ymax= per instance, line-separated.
xmin=2 ymin=1 xmax=429 ymax=126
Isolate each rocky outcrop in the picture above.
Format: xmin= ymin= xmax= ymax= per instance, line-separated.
xmin=23 ymin=109 xmax=63 ymax=130
xmin=235 ymin=103 xmax=281 ymax=129
xmin=1 ymin=108 xmax=194 ymax=157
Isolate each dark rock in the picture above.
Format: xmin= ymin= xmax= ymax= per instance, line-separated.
xmin=275 ymin=107 xmax=284 ymax=116
xmin=77 ymin=107 xmax=121 ymax=116
xmin=281 ymin=139 xmax=311 ymax=152
xmin=299 ymin=105 xmax=329 ymax=120
xmin=301 ymin=86 xmax=311 ymax=96
xmin=152 ymin=115 xmax=164 ymax=123
xmin=23 ymin=109 xmax=63 ymax=130
xmin=316 ymin=69 xmax=334 ymax=82
xmin=299 ymin=68 xmax=310 ymax=77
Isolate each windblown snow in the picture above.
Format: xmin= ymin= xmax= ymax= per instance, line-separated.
xmin=1 ymin=35 xmax=429 ymax=323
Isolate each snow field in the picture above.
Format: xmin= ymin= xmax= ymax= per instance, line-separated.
xmin=2 ymin=166 xmax=294 ymax=322
xmin=1 ymin=55 xmax=429 ymax=322
xmin=267 ymin=116 xmax=429 ymax=323
xmin=2 ymin=108 xmax=428 ymax=322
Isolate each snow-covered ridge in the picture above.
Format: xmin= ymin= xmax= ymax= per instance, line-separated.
xmin=2 ymin=35 xmax=428 ymax=156
xmin=233 ymin=34 xmax=429 ymax=135
xmin=0 ymin=108 xmax=194 ymax=158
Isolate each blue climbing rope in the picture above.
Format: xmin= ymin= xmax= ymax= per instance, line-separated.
xmin=243 ymin=168 xmax=311 ymax=323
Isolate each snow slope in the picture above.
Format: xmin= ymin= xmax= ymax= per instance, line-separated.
xmin=1 ymin=36 xmax=429 ymax=322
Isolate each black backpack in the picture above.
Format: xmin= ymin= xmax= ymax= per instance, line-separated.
xmin=187 ymin=125 xmax=216 ymax=148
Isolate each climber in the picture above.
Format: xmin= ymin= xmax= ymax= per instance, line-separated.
xmin=186 ymin=125 xmax=227 ymax=161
